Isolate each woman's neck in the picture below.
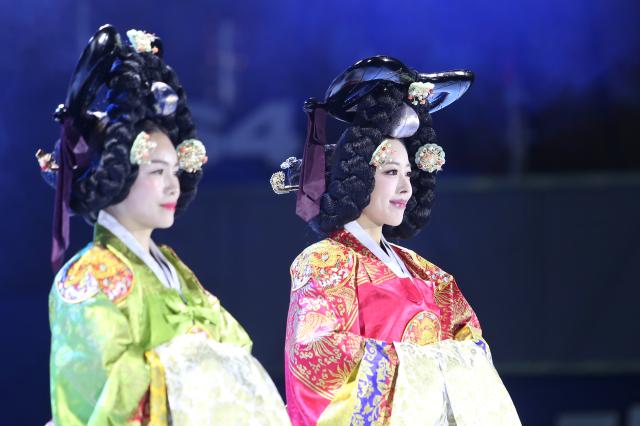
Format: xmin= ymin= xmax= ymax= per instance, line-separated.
xmin=355 ymin=216 xmax=383 ymax=244
xmin=103 ymin=208 xmax=153 ymax=252
xmin=126 ymin=228 xmax=152 ymax=253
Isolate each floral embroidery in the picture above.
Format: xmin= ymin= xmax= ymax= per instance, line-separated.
xmin=290 ymin=239 xmax=355 ymax=291
xmin=402 ymin=311 xmax=442 ymax=345
xmin=55 ymin=244 xmax=134 ymax=304
xmin=287 ymin=239 xmax=361 ymax=400
xmin=286 ymin=232 xmax=483 ymax=424
xmin=351 ymin=340 xmax=397 ymax=425
xmin=392 ymin=244 xmax=481 ymax=340
xmin=188 ymin=325 xmax=213 ymax=339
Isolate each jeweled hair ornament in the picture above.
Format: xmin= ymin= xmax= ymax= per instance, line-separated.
xmin=415 ymin=143 xmax=446 ymax=173
xmin=36 ymin=149 xmax=59 ymax=172
xmin=369 ymin=140 xmax=396 ymax=168
xmin=126 ymin=29 xmax=158 ymax=54
xmin=271 ymin=157 xmax=302 ymax=194
xmin=129 ymin=131 xmax=157 ymax=166
xmin=176 ymin=139 xmax=208 ymax=173
xmin=408 ymin=82 xmax=435 ymax=105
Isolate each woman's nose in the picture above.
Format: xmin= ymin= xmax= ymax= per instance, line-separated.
xmin=166 ymin=174 xmax=180 ymax=195
xmin=399 ymin=174 xmax=412 ymax=194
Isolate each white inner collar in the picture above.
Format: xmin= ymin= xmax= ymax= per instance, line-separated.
xmin=344 ymin=221 xmax=412 ymax=279
xmin=97 ymin=210 xmax=182 ymax=294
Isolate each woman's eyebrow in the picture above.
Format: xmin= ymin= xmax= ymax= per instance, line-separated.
xmin=384 ymin=161 xmax=412 ymax=167
xmin=150 ymin=159 xmax=178 ymax=167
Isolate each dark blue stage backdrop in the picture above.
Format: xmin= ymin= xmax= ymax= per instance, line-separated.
xmin=0 ymin=0 xmax=639 ymax=424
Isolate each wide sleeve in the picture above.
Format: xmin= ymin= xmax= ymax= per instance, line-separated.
xmin=49 ymin=267 xmax=150 ymax=425
xmin=285 ymin=241 xmax=397 ymax=426
xmin=434 ymin=273 xmax=482 ymax=339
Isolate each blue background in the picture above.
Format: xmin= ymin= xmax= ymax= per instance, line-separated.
xmin=1 ymin=0 xmax=639 ymax=424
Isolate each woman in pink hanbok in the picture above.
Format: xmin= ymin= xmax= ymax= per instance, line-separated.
xmin=271 ymin=56 xmax=521 ymax=425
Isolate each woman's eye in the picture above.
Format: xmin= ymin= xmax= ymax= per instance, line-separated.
xmin=384 ymin=169 xmax=398 ymax=176
xmin=405 ymin=171 xmax=412 ymax=177
xmin=151 ymin=169 xmax=164 ymax=175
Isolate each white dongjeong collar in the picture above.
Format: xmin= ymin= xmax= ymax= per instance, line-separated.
xmin=344 ymin=221 xmax=412 ymax=279
xmin=97 ymin=210 xmax=182 ymax=293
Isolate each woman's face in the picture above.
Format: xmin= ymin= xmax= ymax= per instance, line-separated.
xmin=360 ymin=138 xmax=412 ymax=228
xmin=107 ymin=130 xmax=180 ymax=233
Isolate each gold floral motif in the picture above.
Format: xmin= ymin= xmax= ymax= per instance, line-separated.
xmin=385 ymin=240 xmax=481 ymax=341
xmin=350 ymin=342 xmax=396 ymax=425
xmin=402 ymin=311 xmax=442 ymax=345
xmin=288 ymin=239 xmax=362 ymax=400
xmin=295 ymin=311 xmax=337 ymax=345
xmin=291 ymin=240 xmax=355 ymax=291
xmin=55 ymin=244 xmax=134 ymax=304
xmin=286 ymin=231 xmax=483 ymax=422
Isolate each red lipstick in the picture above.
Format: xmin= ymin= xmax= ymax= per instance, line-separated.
xmin=390 ymin=200 xmax=407 ymax=208
xmin=161 ymin=202 xmax=177 ymax=211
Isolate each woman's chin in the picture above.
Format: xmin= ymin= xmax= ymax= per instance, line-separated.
xmin=155 ymin=216 xmax=175 ymax=229
xmin=385 ymin=216 xmax=404 ymax=227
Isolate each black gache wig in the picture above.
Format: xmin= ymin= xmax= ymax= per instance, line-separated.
xmin=39 ymin=25 xmax=203 ymax=269
xmin=272 ymin=56 xmax=474 ymax=240
xmin=313 ymin=84 xmax=437 ymax=239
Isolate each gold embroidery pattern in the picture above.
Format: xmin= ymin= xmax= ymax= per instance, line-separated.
xmin=291 ymin=239 xmax=355 ymax=291
xmin=287 ymin=239 xmax=362 ymax=400
xmin=351 ymin=340 xmax=397 ymax=425
xmin=145 ymin=351 xmax=169 ymax=426
xmin=55 ymin=244 xmax=134 ymax=304
xmin=392 ymin=245 xmax=480 ymax=340
xmin=392 ymin=340 xmax=521 ymax=425
xmin=332 ymin=229 xmax=398 ymax=287
xmin=401 ymin=311 xmax=442 ymax=345
xmin=285 ymin=233 xmax=485 ymax=423
xmin=359 ymin=255 xmax=397 ymax=286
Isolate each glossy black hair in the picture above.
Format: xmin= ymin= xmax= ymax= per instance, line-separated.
xmin=312 ymin=84 xmax=437 ymax=239
xmin=69 ymin=43 xmax=201 ymax=221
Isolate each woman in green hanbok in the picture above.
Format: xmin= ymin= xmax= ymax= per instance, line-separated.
xmin=39 ymin=25 xmax=289 ymax=426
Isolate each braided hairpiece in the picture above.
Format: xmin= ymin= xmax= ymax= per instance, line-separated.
xmin=312 ymin=84 xmax=438 ymax=239
xmin=69 ymin=39 xmax=201 ymax=221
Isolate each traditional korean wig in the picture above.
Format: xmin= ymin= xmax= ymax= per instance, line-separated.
xmin=312 ymin=84 xmax=438 ymax=239
xmin=40 ymin=25 xmax=204 ymax=268
xmin=65 ymin=30 xmax=201 ymax=220
xmin=271 ymin=55 xmax=474 ymax=240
